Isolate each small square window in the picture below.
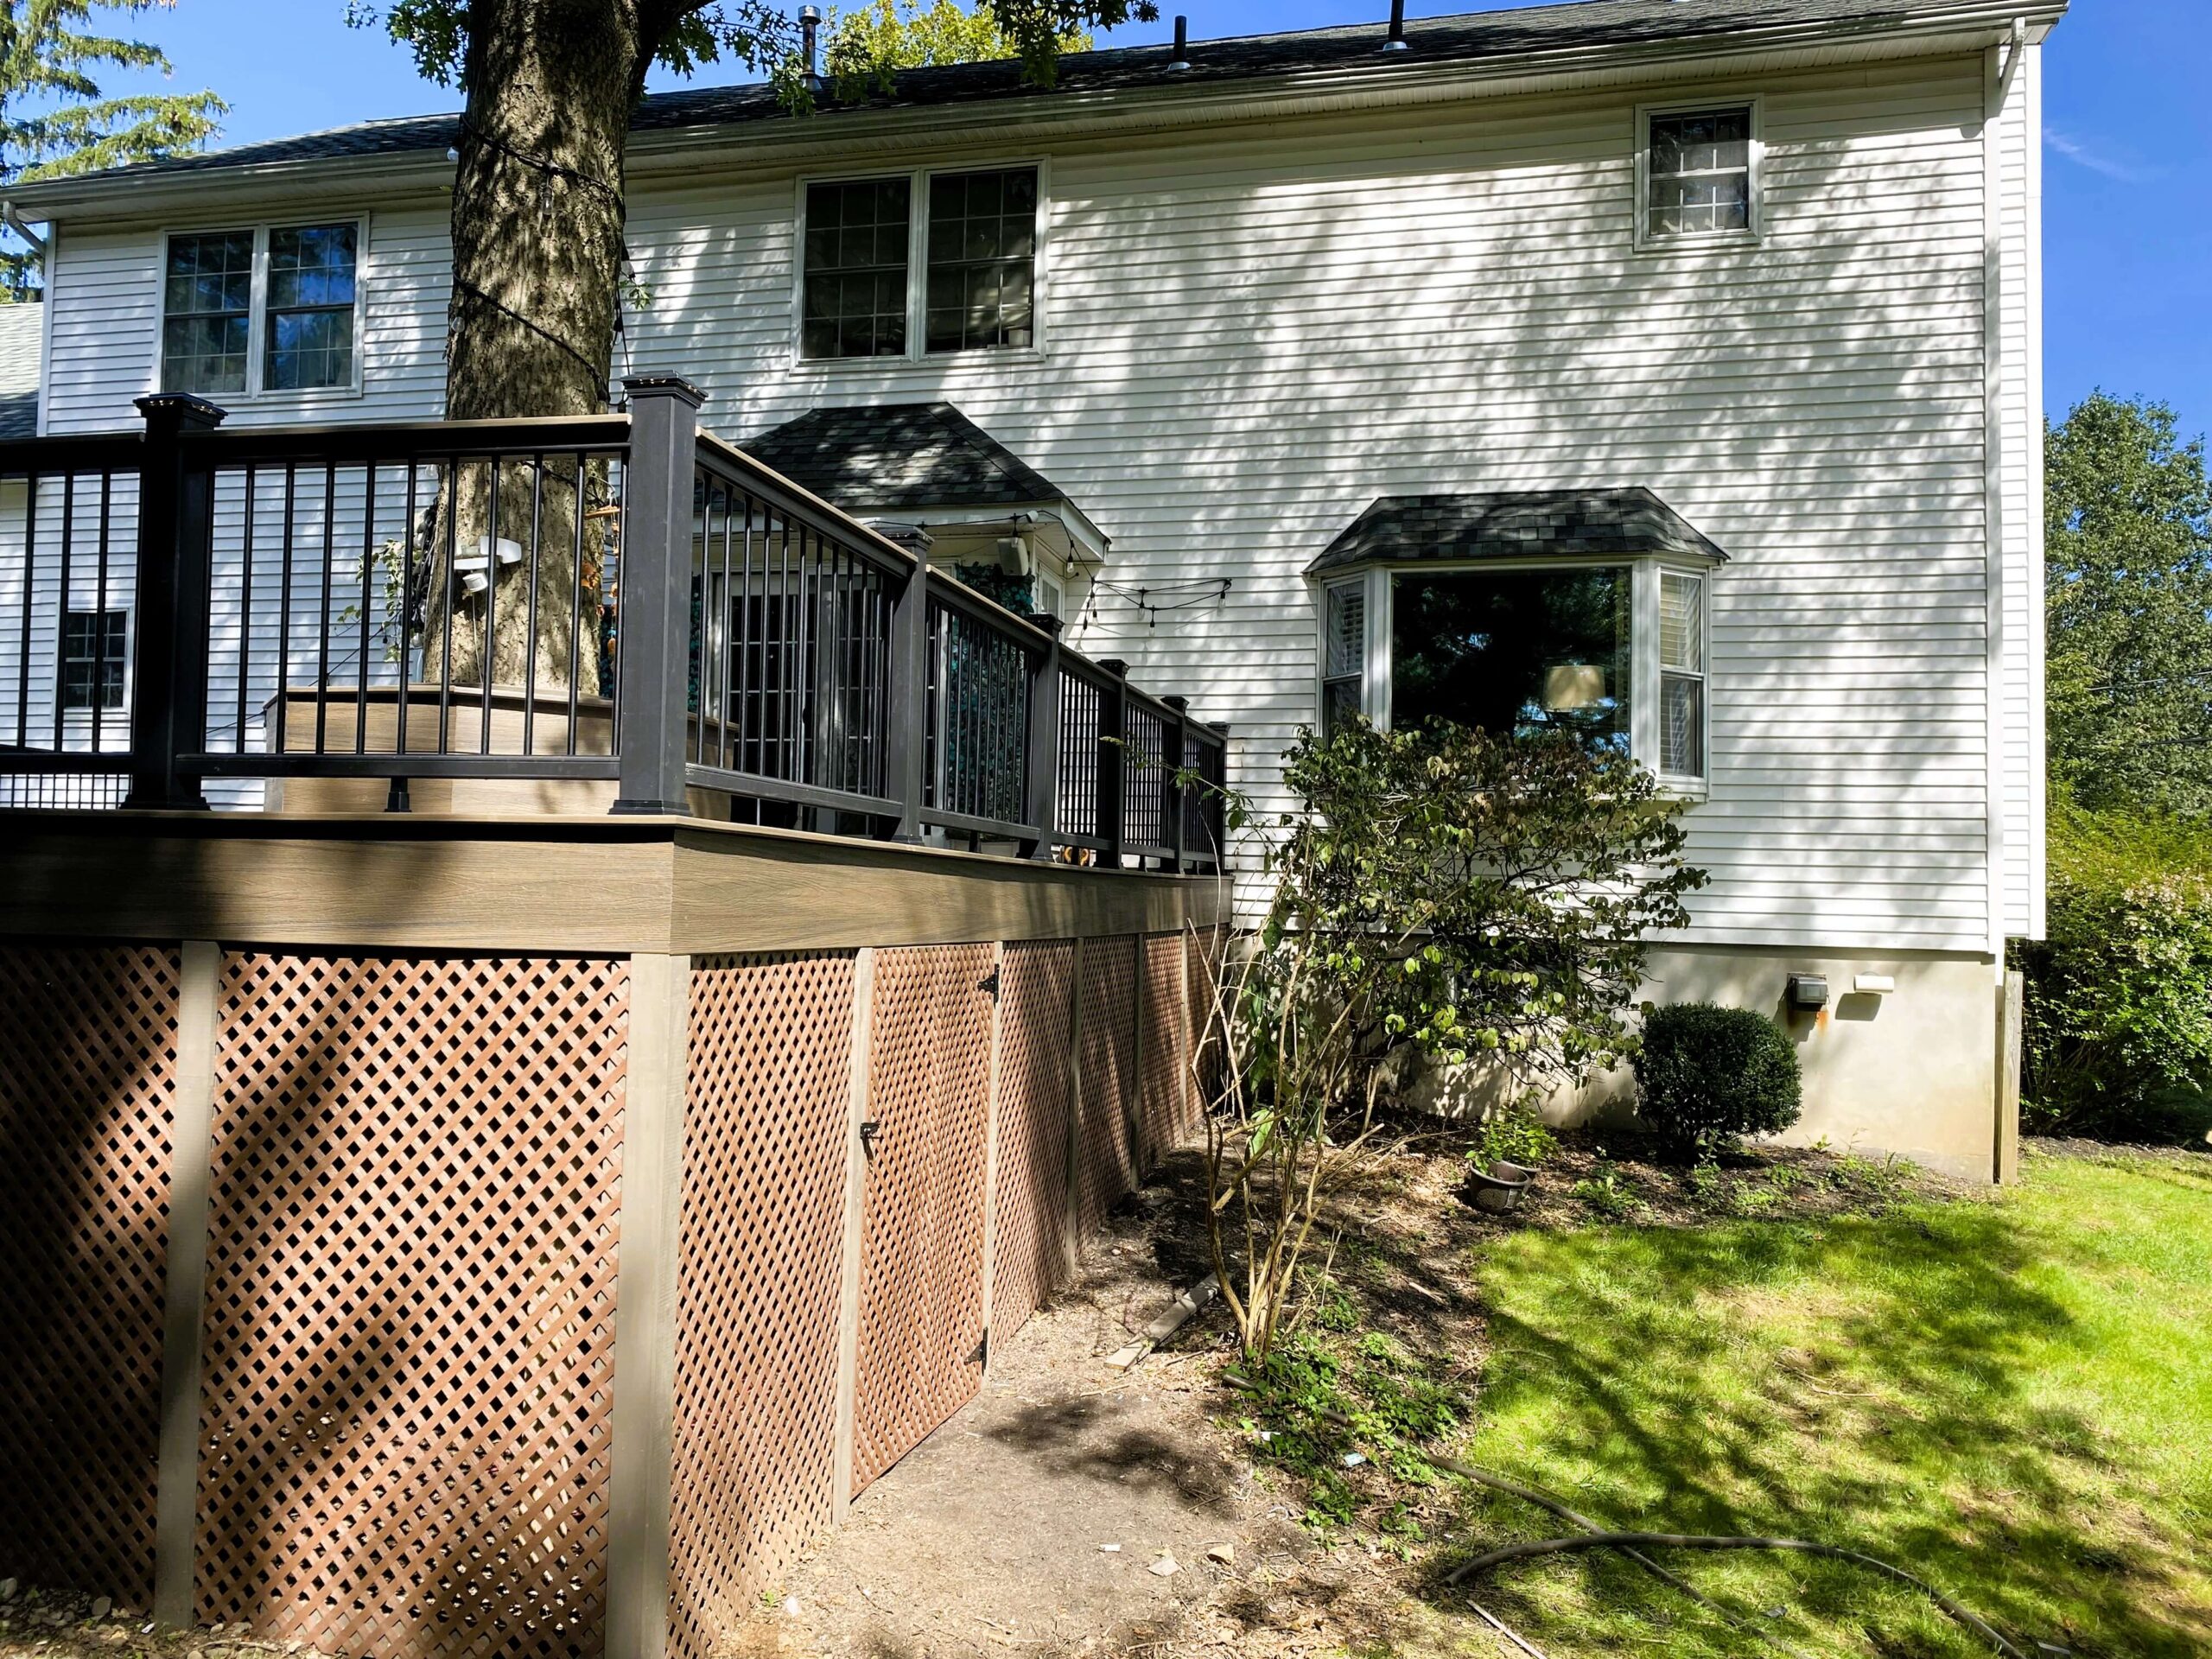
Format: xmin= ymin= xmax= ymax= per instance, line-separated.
xmin=802 ymin=178 xmax=912 ymax=360
xmin=62 ymin=609 xmax=127 ymax=711
xmin=1645 ymin=105 xmax=1756 ymax=241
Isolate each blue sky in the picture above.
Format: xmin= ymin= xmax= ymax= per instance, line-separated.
xmin=103 ymin=0 xmax=2210 ymax=442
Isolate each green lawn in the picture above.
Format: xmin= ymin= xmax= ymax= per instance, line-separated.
xmin=1451 ymin=1147 xmax=2212 ymax=1657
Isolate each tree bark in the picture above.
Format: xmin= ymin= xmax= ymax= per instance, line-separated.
xmin=427 ymin=0 xmax=651 ymax=701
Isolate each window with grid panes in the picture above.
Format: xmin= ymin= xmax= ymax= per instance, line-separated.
xmin=1647 ymin=107 xmax=1754 ymax=238
xmin=61 ymin=609 xmax=127 ymax=711
xmin=265 ymin=226 xmax=359 ymax=391
xmin=162 ymin=231 xmax=255 ymax=394
xmin=1323 ymin=582 xmax=1364 ymax=735
xmin=925 ymin=167 xmax=1037 ymax=353
xmin=802 ymin=177 xmax=912 ymax=360
xmin=1659 ymin=571 xmax=1705 ymax=777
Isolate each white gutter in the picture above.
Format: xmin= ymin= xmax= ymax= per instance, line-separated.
xmin=1 ymin=202 xmax=47 ymax=257
xmin=8 ymin=1 xmax=2067 ymax=220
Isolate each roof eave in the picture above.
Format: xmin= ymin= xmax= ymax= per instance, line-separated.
xmin=9 ymin=0 xmax=2063 ymax=220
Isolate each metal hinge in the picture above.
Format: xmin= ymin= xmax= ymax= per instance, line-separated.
xmin=978 ymin=965 xmax=1002 ymax=1003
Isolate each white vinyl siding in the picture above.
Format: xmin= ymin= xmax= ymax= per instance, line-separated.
xmin=36 ymin=49 xmax=2042 ymax=953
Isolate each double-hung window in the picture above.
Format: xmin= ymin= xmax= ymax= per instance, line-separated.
xmin=1639 ymin=102 xmax=1760 ymax=245
xmin=61 ymin=609 xmax=128 ymax=712
xmin=799 ymin=164 xmax=1041 ymax=363
xmin=161 ymin=221 xmax=362 ymax=397
xmin=1321 ymin=581 xmax=1367 ymax=735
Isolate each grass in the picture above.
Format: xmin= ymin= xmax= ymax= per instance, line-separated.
xmin=1446 ymin=1145 xmax=2212 ymax=1657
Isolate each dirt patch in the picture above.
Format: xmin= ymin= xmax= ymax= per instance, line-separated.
xmin=739 ymin=1127 xmax=1968 ymax=1659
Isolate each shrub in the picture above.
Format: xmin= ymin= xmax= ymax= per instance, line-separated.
xmin=1632 ymin=1003 xmax=1802 ymax=1154
xmin=2013 ymin=798 xmax=2212 ymax=1140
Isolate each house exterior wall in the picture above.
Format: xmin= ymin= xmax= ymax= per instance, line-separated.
xmin=35 ymin=44 xmax=2044 ymax=960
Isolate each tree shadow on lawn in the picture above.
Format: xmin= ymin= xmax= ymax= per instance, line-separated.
xmin=1447 ymin=1198 xmax=2212 ymax=1656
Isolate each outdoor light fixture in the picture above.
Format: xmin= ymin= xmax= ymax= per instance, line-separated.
xmin=1787 ymin=974 xmax=1830 ymax=1013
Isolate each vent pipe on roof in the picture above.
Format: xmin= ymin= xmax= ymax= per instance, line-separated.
xmin=800 ymin=4 xmax=822 ymax=81
xmin=1166 ymin=16 xmax=1191 ymax=71
xmin=1382 ymin=0 xmax=1408 ymax=51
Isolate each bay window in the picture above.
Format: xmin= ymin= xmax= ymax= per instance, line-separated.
xmin=1312 ymin=491 xmax=1724 ymax=788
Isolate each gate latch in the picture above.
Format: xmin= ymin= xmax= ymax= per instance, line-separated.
xmin=860 ymin=1119 xmax=882 ymax=1157
xmin=978 ymin=965 xmax=1002 ymax=1003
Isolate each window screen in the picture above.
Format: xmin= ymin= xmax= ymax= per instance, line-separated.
xmin=925 ymin=167 xmax=1037 ymax=353
xmin=61 ymin=609 xmax=127 ymax=711
xmin=1648 ymin=107 xmax=1753 ymax=238
xmin=1390 ymin=567 xmax=1631 ymax=754
xmin=1660 ymin=570 xmax=1706 ymax=777
xmin=802 ymin=177 xmax=912 ymax=360
xmin=265 ymin=225 xmax=358 ymax=391
xmin=162 ymin=231 xmax=255 ymax=394
xmin=1322 ymin=581 xmax=1365 ymax=734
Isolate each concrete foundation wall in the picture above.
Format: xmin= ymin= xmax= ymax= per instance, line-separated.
xmin=1415 ymin=946 xmax=2012 ymax=1185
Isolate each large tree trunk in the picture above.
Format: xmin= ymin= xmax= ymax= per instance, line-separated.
xmin=427 ymin=0 xmax=651 ymax=702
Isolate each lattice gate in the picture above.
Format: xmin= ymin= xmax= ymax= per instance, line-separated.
xmin=195 ymin=955 xmax=630 ymax=1659
xmin=0 ymin=945 xmax=178 ymax=1606
xmin=851 ymin=944 xmax=995 ymax=1496
xmin=987 ymin=939 xmax=1077 ymax=1347
xmin=667 ymin=953 xmax=856 ymax=1659
xmin=1135 ymin=932 xmax=1194 ymax=1173
xmin=1074 ymin=936 xmax=1139 ymax=1238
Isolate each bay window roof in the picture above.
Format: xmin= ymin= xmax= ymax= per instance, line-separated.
xmin=1307 ymin=489 xmax=1729 ymax=576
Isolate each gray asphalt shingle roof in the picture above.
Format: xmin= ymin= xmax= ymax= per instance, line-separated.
xmin=741 ymin=402 xmax=1067 ymax=512
xmin=61 ymin=0 xmax=2026 ymax=186
xmin=1309 ymin=490 xmax=1730 ymax=573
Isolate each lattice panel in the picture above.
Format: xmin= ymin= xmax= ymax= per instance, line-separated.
xmin=198 ymin=954 xmax=629 ymax=1659
xmin=1135 ymin=933 xmax=1192 ymax=1173
xmin=669 ymin=953 xmax=856 ymax=1659
xmin=852 ymin=944 xmax=994 ymax=1496
xmin=987 ymin=940 xmax=1076 ymax=1348
xmin=1074 ymin=937 xmax=1139 ymax=1240
xmin=1188 ymin=927 xmax=1229 ymax=1130
xmin=0 ymin=946 xmax=178 ymax=1605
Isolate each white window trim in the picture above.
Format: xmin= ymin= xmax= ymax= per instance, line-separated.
xmin=1634 ymin=96 xmax=1764 ymax=252
xmin=150 ymin=216 xmax=370 ymax=404
xmin=1314 ymin=556 xmax=1713 ymax=795
xmin=789 ymin=156 xmax=1050 ymax=371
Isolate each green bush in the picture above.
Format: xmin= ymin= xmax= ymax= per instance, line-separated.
xmin=1632 ymin=1003 xmax=1802 ymax=1154
xmin=2014 ymin=799 xmax=2212 ymax=1140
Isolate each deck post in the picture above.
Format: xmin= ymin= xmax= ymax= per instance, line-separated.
xmin=887 ymin=561 xmax=930 ymax=841
xmin=611 ymin=377 xmax=703 ymax=816
xmin=832 ymin=947 xmax=877 ymax=1520
xmin=1097 ymin=659 xmax=1128 ymax=870
xmin=605 ymin=951 xmax=691 ymax=1659
xmin=1162 ymin=695 xmax=1189 ymax=873
xmin=153 ymin=939 xmax=220 ymax=1627
xmin=1022 ymin=616 xmax=1062 ymax=861
xmin=124 ymin=395 xmax=224 ymax=812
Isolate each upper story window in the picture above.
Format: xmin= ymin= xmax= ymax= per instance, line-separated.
xmin=926 ymin=168 xmax=1036 ymax=353
xmin=1640 ymin=103 xmax=1760 ymax=246
xmin=162 ymin=221 xmax=361 ymax=397
xmin=1309 ymin=493 xmax=1726 ymax=789
xmin=61 ymin=608 xmax=127 ymax=712
xmin=798 ymin=164 xmax=1040 ymax=364
xmin=803 ymin=177 xmax=912 ymax=360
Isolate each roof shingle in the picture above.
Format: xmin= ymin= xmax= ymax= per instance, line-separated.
xmin=1309 ymin=489 xmax=1729 ymax=573
xmin=50 ymin=0 xmax=2031 ymax=188
xmin=740 ymin=402 xmax=1066 ymax=512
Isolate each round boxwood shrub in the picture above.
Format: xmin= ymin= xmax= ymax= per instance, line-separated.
xmin=1632 ymin=1003 xmax=1802 ymax=1154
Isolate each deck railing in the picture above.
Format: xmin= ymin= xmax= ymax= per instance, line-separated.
xmin=0 ymin=377 xmax=1228 ymax=870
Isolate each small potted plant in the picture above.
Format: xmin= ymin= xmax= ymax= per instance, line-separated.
xmin=1462 ymin=1104 xmax=1553 ymax=1214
